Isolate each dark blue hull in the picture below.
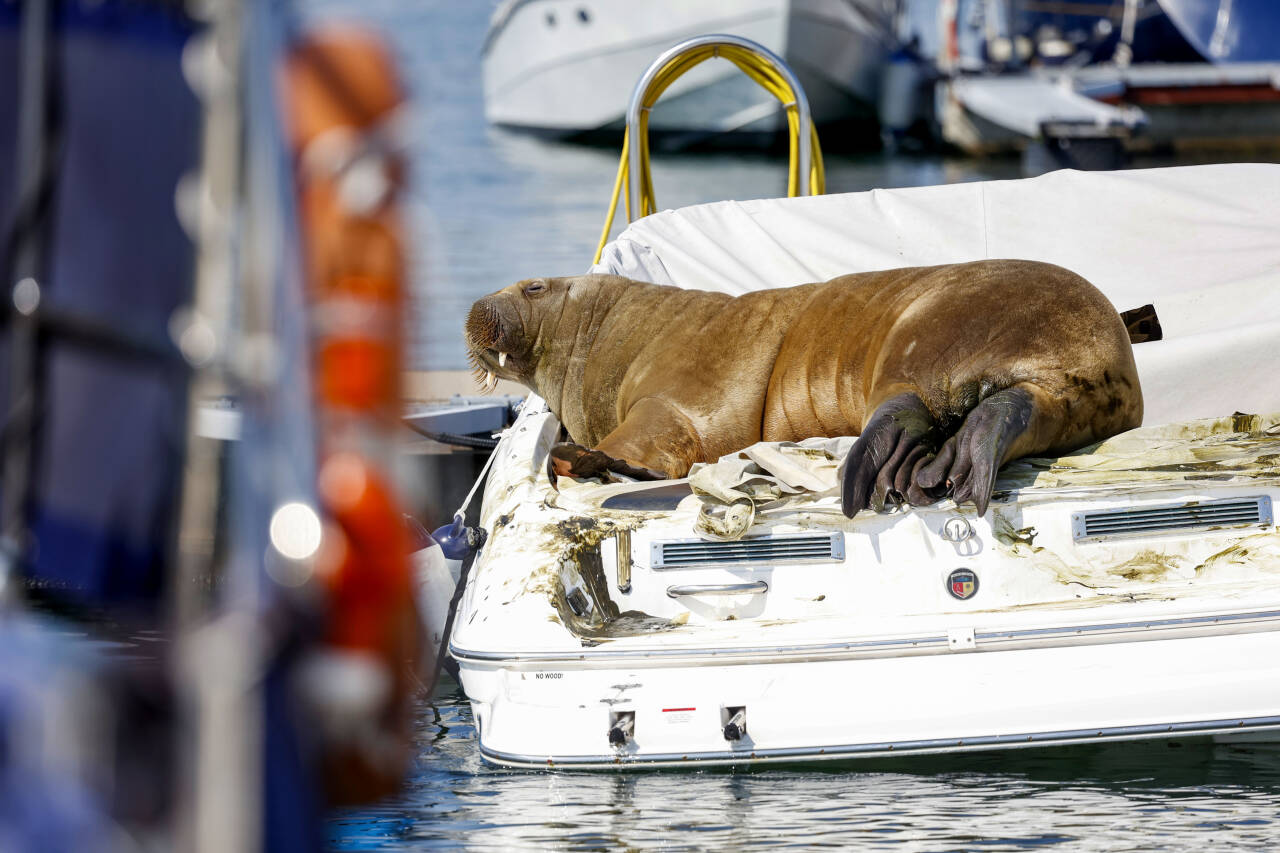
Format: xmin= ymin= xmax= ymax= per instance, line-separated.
xmin=923 ymin=0 xmax=1280 ymax=71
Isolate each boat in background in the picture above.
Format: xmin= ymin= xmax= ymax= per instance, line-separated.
xmin=482 ymin=0 xmax=898 ymax=149
xmin=881 ymin=0 xmax=1280 ymax=167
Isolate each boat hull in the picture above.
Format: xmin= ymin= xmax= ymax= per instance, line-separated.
xmin=459 ymin=620 xmax=1280 ymax=768
xmin=481 ymin=0 xmax=894 ymax=143
xmin=450 ymin=403 xmax=1280 ymax=770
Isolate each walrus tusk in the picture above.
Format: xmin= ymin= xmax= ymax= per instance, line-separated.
xmin=485 ymin=371 xmax=496 ymax=391
xmin=498 ymin=351 xmax=508 ymax=367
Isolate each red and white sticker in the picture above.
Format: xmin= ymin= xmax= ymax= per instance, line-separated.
xmin=662 ymin=706 xmax=696 ymax=725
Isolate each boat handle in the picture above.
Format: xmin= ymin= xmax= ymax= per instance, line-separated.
xmin=594 ymin=34 xmax=825 ymax=264
xmin=667 ymin=581 xmax=768 ymax=598
xmin=626 ymin=35 xmax=817 ymax=217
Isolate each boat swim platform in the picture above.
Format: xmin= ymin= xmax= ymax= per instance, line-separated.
xmin=941 ymin=61 xmax=1280 ymax=155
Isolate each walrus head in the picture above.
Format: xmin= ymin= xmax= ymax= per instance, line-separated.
xmin=465 ymin=276 xmax=574 ymax=393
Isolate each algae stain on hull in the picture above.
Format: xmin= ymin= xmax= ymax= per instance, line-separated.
xmin=535 ymin=514 xmax=687 ymax=642
xmin=1195 ymin=532 xmax=1280 ymax=581
xmin=992 ymin=514 xmax=1039 ymax=549
xmin=1112 ymin=549 xmax=1186 ymax=582
xmin=992 ymin=508 xmax=1191 ymax=591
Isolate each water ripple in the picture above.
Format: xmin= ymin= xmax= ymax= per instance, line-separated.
xmin=329 ymin=684 xmax=1280 ymax=851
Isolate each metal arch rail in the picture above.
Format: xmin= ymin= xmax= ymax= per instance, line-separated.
xmin=594 ymin=34 xmax=825 ymax=264
xmin=626 ymin=34 xmax=815 ymax=213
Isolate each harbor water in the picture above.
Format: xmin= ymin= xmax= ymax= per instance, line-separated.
xmin=304 ymin=0 xmax=1036 ymax=371
xmin=313 ymin=1 xmax=1280 ymax=849
xmin=330 ymin=683 xmax=1280 ymax=851
xmin=302 ymin=0 xmax=1244 ymax=373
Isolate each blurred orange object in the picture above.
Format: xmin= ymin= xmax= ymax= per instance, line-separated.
xmin=280 ymin=28 xmax=419 ymax=805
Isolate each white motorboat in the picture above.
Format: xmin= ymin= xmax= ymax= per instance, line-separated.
xmin=481 ymin=0 xmax=897 ymax=144
xmin=448 ymin=163 xmax=1280 ymax=768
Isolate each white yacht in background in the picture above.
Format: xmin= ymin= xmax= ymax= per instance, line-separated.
xmin=443 ymin=163 xmax=1280 ymax=769
xmin=481 ymin=0 xmax=898 ymax=144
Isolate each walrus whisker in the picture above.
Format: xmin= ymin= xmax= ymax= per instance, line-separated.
xmin=466 ymin=351 xmax=490 ymax=390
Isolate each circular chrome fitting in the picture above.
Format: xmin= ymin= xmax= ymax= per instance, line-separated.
xmin=941 ymin=516 xmax=975 ymax=543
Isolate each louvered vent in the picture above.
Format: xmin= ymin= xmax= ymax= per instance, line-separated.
xmin=651 ymin=533 xmax=844 ymax=569
xmin=1072 ymin=496 xmax=1273 ymax=542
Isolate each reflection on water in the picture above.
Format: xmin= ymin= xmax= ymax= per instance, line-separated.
xmin=330 ymin=683 xmax=1280 ymax=851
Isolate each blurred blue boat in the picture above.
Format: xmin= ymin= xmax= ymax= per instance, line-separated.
xmin=881 ymin=0 xmax=1280 ymax=164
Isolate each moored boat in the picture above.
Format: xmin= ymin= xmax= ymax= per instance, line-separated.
xmin=481 ymin=0 xmax=898 ymax=147
xmin=904 ymin=0 xmax=1280 ymax=161
xmin=447 ymin=162 xmax=1280 ymax=768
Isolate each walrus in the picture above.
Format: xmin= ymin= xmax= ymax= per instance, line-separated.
xmin=464 ymin=260 xmax=1143 ymax=517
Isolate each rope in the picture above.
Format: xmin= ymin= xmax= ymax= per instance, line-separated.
xmin=404 ymin=421 xmax=500 ymax=450
xmin=593 ymin=43 xmax=825 ymax=264
xmin=452 ymin=435 xmax=500 ymax=522
xmin=425 ymin=421 xmax=506 ymax=681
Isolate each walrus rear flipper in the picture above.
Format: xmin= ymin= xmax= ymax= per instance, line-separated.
xmin=841 ymin=393 xmax=942 ymax=517
xmin=914 ymin=386 xmax=1037 ymax=517
xmin=844 ymin=387 xmax=1043 ymax=517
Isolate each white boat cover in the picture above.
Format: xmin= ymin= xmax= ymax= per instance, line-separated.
xmin=590 ymin=164 xmax=1280 ymax=429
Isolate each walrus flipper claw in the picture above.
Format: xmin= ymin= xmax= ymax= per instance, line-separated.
xmin=604 ymin=457 xmax=667 ymax=481
xmin=550 ymin=442 xmax=666 ymax=482
xmin=915 ymin=387 xmax=1035 ymax=516
xmin=840 ymin=393 xmax=938 ymax=518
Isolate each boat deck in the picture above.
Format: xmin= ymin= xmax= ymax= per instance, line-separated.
xmin=452 ymin=407 xmax=1280 ymax=663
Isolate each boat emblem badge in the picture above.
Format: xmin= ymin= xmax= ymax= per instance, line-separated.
xmin=947 ymin=568 xmax=979 ymax=600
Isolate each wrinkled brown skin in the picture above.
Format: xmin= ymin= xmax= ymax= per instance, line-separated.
xmin=465 ymin=261 xmax=1143 ymax=515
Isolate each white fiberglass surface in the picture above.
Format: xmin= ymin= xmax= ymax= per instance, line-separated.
xmin=451 ymin=406 xmax=1280 ymax=658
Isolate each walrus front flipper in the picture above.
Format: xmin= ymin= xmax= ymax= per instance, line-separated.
xmin=841 ymin=393 xmax=939 ymax=518
xmin=589 ymin=397 xmax=709 ymax=481
xmin=550 ymin=442 xmax=666 ymax=482
xmin=915 ymin=386 xmax=1036 ymax=516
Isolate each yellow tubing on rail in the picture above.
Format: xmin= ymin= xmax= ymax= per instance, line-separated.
xmin=593 ymin=42 xmax=826 ymax=265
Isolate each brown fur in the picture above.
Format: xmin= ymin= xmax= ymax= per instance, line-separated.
xmin=465 ymin=260 xmax=1143 ymax=484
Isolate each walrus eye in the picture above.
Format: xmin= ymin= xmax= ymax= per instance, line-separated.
xmin=523 ymin=281 xmax=547 ymax=297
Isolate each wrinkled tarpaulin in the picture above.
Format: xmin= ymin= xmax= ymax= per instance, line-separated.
xmin=685 ymin=413 xmax=1280 ymax=540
